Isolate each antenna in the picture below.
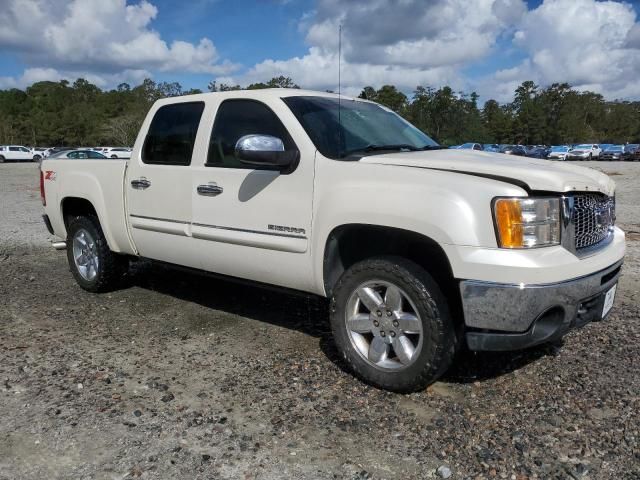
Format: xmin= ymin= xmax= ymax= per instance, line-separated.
xmin=338 ymin=23 xmax=342 ymax=98
xmin=338 ymin=23 xmax=343 ymax=156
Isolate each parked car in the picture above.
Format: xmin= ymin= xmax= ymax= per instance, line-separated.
xmin=31 ymin=147 xmax=49 ymax=160
xmin=457 ymin=143 xmax=484 ymax=151
xmin=48 ymin=149 xmax=108 ymax=160
xmin=483 ymin=144 xmax=500 ymax=152
xmin=40 ymin=89 xmax=624 ymax=392
xmin=103 ymin=147 xmax=132 ymax=159
xmin=499 ymin=145 xmax=526 ymax=156
xmin=624 ymin=144 xmax=640 ymax=161
xmin=599 ymin=145 xmax=627 ymax=161
xmin=525 ymin=146 xmax=550 ymax=159
xmin=47 ymin=147 xmax=78 ymax=156
xmin=0 ymin=145 xmax=41 ymax=162
xmin=547 ymin=146 xmax=570 ymax=160
xmin=566 ymin=144 xmax=601 ymax=160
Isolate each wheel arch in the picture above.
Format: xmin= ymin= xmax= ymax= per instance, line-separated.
xmin=59 ymin=196 xmax=123 ymax=252
xmin=322 ymin=224 xmax=463 ymax=329
xmin=61 ymin=196 xmax=98 ymax=228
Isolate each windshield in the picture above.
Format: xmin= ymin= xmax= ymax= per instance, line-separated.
xmin=575 ymin=144 xmax=592 ymax=150
xmin=282 ymin=96 xmax=438 ymax=159
xmin=607 ymin=146 xmax=623 ymax=151
xmin=551 ymin=146 xmax=568 ymax=152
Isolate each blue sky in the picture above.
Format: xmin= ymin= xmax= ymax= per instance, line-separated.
xmin=1 ymin=0 xmax=639 ymax=102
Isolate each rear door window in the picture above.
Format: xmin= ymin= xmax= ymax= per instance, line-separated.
xmin=142 ymin=102 xmax=205 ymax=166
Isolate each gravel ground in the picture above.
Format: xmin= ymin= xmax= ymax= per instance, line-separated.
xmin=1 ymin=162 xmax=638 ymax=480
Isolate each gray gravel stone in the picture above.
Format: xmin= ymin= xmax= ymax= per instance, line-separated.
xmin=1 ymin=162 xmax=639 ymax=479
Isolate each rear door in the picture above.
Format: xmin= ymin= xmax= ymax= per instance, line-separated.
xmin=190 ymin=97 xmax=316 ymax=291
xmin=9 ymin=146 xmax=30 ymax=161
xmin=125 ymin=101 xmax=206 ymax=268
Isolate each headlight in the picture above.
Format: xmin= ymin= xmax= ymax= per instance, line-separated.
xmin=493 ymin=197 xmax=560 ymax=248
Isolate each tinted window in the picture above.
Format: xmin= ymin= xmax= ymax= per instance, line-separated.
xmin=9 ymin=147 xmax=19 ymax=151
xmin=143 ymin=102 xmax=204 ymax=166
xmin=88 ymin=151 xmax=106 ymax=159
xmin=207 ymin=99 xmax=296 ymax=168
xmin=67 ymin=152 xmax=78 ymax=159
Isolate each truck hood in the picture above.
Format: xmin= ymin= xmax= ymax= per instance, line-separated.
xmin=359 ymin=149 xmax=615 ymax=195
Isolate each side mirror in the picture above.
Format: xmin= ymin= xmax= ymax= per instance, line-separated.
xmin=235 ymin=134 xmax=299 ymax=172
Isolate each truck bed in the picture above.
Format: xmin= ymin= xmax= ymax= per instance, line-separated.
xmin=41 ymin=158 xmax=136 ymax=255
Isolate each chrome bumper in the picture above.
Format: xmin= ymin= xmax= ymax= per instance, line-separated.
xmin=460 ymin=260 xmax=623 ymax=351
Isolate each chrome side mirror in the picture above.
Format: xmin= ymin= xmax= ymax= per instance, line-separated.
xmin=235 ymin=134 xmax=299 ymax=172
xmin=235 ymin=134 xmax=285 ymax=153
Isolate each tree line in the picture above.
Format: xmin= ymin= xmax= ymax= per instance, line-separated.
xmin=0 ymin=75 xmax=637 ymax=147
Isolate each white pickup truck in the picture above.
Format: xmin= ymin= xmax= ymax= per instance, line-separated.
xmin=40 ymin=89 xmax=625 ymax=392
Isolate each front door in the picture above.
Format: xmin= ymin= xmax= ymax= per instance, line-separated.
xmin=191 ymin=98 xmax=315 ymax=291
xmin=125 ymin=100 xmax=206 ymax=268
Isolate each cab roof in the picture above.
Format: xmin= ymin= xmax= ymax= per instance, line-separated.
xmin=152 ymin=88 xmax=360 ymax=107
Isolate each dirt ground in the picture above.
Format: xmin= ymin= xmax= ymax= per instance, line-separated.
xmin=1 ymin=162 xmax=638 ymax=480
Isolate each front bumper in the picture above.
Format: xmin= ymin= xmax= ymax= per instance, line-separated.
xmin=460 ymin=260 xmax=622 ymax=351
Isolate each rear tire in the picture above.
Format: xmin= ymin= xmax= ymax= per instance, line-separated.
xmin=66 ymin=215 xmax=127 ymax=292
xmin=330 ymin=256 xmax=458 ymax=393
xmin=0 ymin=155 xmax=4 ymax=163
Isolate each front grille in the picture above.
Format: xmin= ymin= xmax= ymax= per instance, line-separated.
xmin=573 ymin=193 xmax=615 ymax=250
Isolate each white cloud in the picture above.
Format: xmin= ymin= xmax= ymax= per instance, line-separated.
xmin=229 ymin=0 xmax=527 ymax=95
xmin=480 ymin=0 xmax=640 ymax=101
xmin=0 ymin=0 xmax=238 ymax=87
xmin=1 ymin=0 xmax=639 ymax=101
xmin=241 ymin=47 xmax=462 ymax=96
xmin=225 ymin=0 xmax=639 ymax=102
xmin=0 ymin=67 xmax=151 ymax=90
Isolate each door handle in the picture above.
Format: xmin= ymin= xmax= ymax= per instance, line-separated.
xmin=131 ymin=177 xmax=151 ymax=190
xmin=197 ymin=182 xmax=223 ymax=196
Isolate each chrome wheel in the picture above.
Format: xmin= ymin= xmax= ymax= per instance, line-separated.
xmin=345 ymin=280 xmax=423 ymax=371
xmin=72 ymin=228 xmax=99 ymax=281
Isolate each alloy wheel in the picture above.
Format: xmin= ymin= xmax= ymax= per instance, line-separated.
xmin=72 ymin=228 xmax=99 ymax=281
xmin=345 ymin=280 xmax=423 ymax=370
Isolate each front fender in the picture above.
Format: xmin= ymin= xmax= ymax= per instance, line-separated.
xmin=310 ymin=160 xmax=526 ymax=294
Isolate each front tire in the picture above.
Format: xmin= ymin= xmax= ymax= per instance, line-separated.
xmin=66 ymin=215 xmax=127 ymax=292
xmin=330 ymin=257 xmax=457 ymax=392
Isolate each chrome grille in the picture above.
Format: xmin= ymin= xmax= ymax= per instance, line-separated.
xmin=573 ymin=193 xmax=615 ymax=250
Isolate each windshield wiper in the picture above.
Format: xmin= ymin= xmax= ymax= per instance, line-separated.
xmin=340 ymin=144 xmax=420 ymax=157
xmin=340 ymin=143 xmax=447 ymax=158
xmin=419 ymin=145 xmax=447 ymax=150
